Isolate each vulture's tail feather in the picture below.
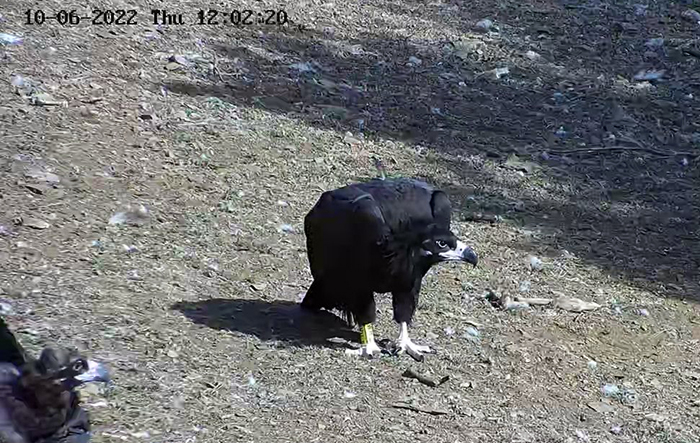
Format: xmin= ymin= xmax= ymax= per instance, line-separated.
xmin=300 ymin=279 xmax=324 ymax=311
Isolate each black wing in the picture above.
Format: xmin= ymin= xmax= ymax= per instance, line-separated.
xmin=304 ymin=186 xmax=388 ymax=280
xmin=0 ymin=317 xmax=26 ymax=368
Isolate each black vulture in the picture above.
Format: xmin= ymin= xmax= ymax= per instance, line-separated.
xmin=0 ymin=317 xmax=110 ymax=443
xmin=301 ymin=177 xmax=478 ymax=358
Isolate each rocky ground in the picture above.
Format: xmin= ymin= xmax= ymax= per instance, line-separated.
xmin=1 ymin=0 xmax=699 ymax=442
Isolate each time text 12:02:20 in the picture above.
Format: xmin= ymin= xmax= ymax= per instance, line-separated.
xmin=196 ymin=9 xmax=289 ymax=26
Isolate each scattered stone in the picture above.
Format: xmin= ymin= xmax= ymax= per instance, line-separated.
xmin=610 ymin=424 xmax=622 ymax=435
xmin=169 ymin=54 xmax=191 ymax=66
xmin=486 ymin=67 xmax=509 ymax=79
xmin=109 ymin=205 xmax=150 ymax=226
xmin=505 ymin=154 xmax=540 ymax=174
xmin=529 ymin=255 xmax=544 ymax=271
xmin=524 ymin=50 xmax=541 ymax=61
xmin=645 ymin=38 xmax=664 ymax=49
xmin=289 ymin=62 xmax=316 ymax=73
xmin=166 ymin=349 xmax=179 ymax=358
xmin=587 ymin=360 xmax=598 ymax=371
xmin=343 ymin=131 xmax=362 ymax=145
xmin=444 ymin=327 xmax=455 ymax=336
xmin=24 ymin=168 xmax=60 ymax=184
xmin=122 ymin=245 xmax=138 ymax=254
xmin=644 ymin=413 xmax=667 ymax=423
xmin=464 ymin=326 xmax=480 ymax=338
xmin=475 ymin=19 xmax=494 ymax=32
xmin=681 ymin=9 xmax=700 ymax=24
xmin=23 ymin=217 xmax=50 ymax=230
xmin=0 ymin=33 xmax=23 ymax=45
xmin=553 ymin=296 xmax=600 ymax=312
xmin=343 ymin=390 xmax=357 ymax=399
xmin=0 ymin=302 xmax=13 ymax=315
xmin=31 ymin=92 xmax=64 ymax=106
xmin=575 ymin=429 xmax=590 ymax=442
xmin=633 ymin=69 xmax=664 ymax=82
xmin=278 ymin=224 xmax=295 ymax=234
xmin=602 ymin=384 xmax=620 ymax=397
xmin=602 ymin=383 xmax=637 ymax=405
xmin=519 ymin=281 xmax=531 ymax=292
xmin=11 ymin=75 xmax=26 ymax=88
xmin=552 ymin=92 xmax=566 ymax=104
xmin=638 ymin=308 xmax=650 ymax=316
xmin=407 ymin=56 xmax=422 ymax=66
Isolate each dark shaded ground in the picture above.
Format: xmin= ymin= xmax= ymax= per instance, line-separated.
xmin=164 ymin=0 xmax=700 ymax=301
xmin=173 ymin=299 xmax=359 ymax=348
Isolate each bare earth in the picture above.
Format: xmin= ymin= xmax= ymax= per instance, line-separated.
xmin=1 ymin=0 xmax=699 ymax=442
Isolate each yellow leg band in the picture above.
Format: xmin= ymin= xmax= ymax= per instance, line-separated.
xmin=360 ymin=324 xmax=374 ymax=345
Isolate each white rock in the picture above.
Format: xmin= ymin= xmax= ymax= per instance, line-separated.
xmin=407 ymin=56 xmax=422 ymax=66
xmin=475 ymin=19 xmax=493 ymax=32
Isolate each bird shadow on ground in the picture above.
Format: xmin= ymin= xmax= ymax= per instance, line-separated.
xmin=171 ymin=299 xmax=359 ymax=349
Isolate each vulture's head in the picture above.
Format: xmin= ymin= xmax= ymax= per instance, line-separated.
xmin=14 ymin=347 xmax=110 ymax=405
xmin=419 ymin=224 xmax=478 ymax=267
xmin=31 ymin=347 xmax=110 ymax=387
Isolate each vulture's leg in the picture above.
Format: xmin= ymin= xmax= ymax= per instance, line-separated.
xmin=397 ymin=321 xmax=432 ymax=355
xmin=345 ymin=292 xmax=381 ymax=357
xmin=392 ymin=281 xmax=434 ymax=356
xmin=345 ymin=323 xmax=381 ymax=357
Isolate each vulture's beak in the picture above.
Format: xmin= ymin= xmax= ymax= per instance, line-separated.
xmin=439 ymin=240 xmax=478 ymax=267
xmin=74 ymin=359 xmax=110 ymax=384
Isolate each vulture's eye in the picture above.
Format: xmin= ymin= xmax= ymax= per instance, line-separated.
xmin=435 ymin=240 xmax=448 ymax=249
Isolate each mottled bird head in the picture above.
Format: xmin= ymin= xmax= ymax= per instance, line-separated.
xmin=25 ymin=347 xmax=110 ymax=389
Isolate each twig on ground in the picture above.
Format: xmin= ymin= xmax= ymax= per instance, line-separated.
xmin=402 ymin=368 xmax=450 ymax=387
xmin=390 ymin=402 xmax=449 ymax=416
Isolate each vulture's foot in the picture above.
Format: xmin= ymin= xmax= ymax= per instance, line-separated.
xmin=396 ymin=322 xmax=435 ymax=358
xmin=345 ymin=340 xmax=382 ymax=358
xmin=345 ymin=323 xmax=382 ymax=358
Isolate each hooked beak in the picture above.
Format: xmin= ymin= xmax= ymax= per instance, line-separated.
xmin=438 ymin=240 xmax=478 ymax=267
xmin=74 ymin=359 xmax=110 ymax=384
